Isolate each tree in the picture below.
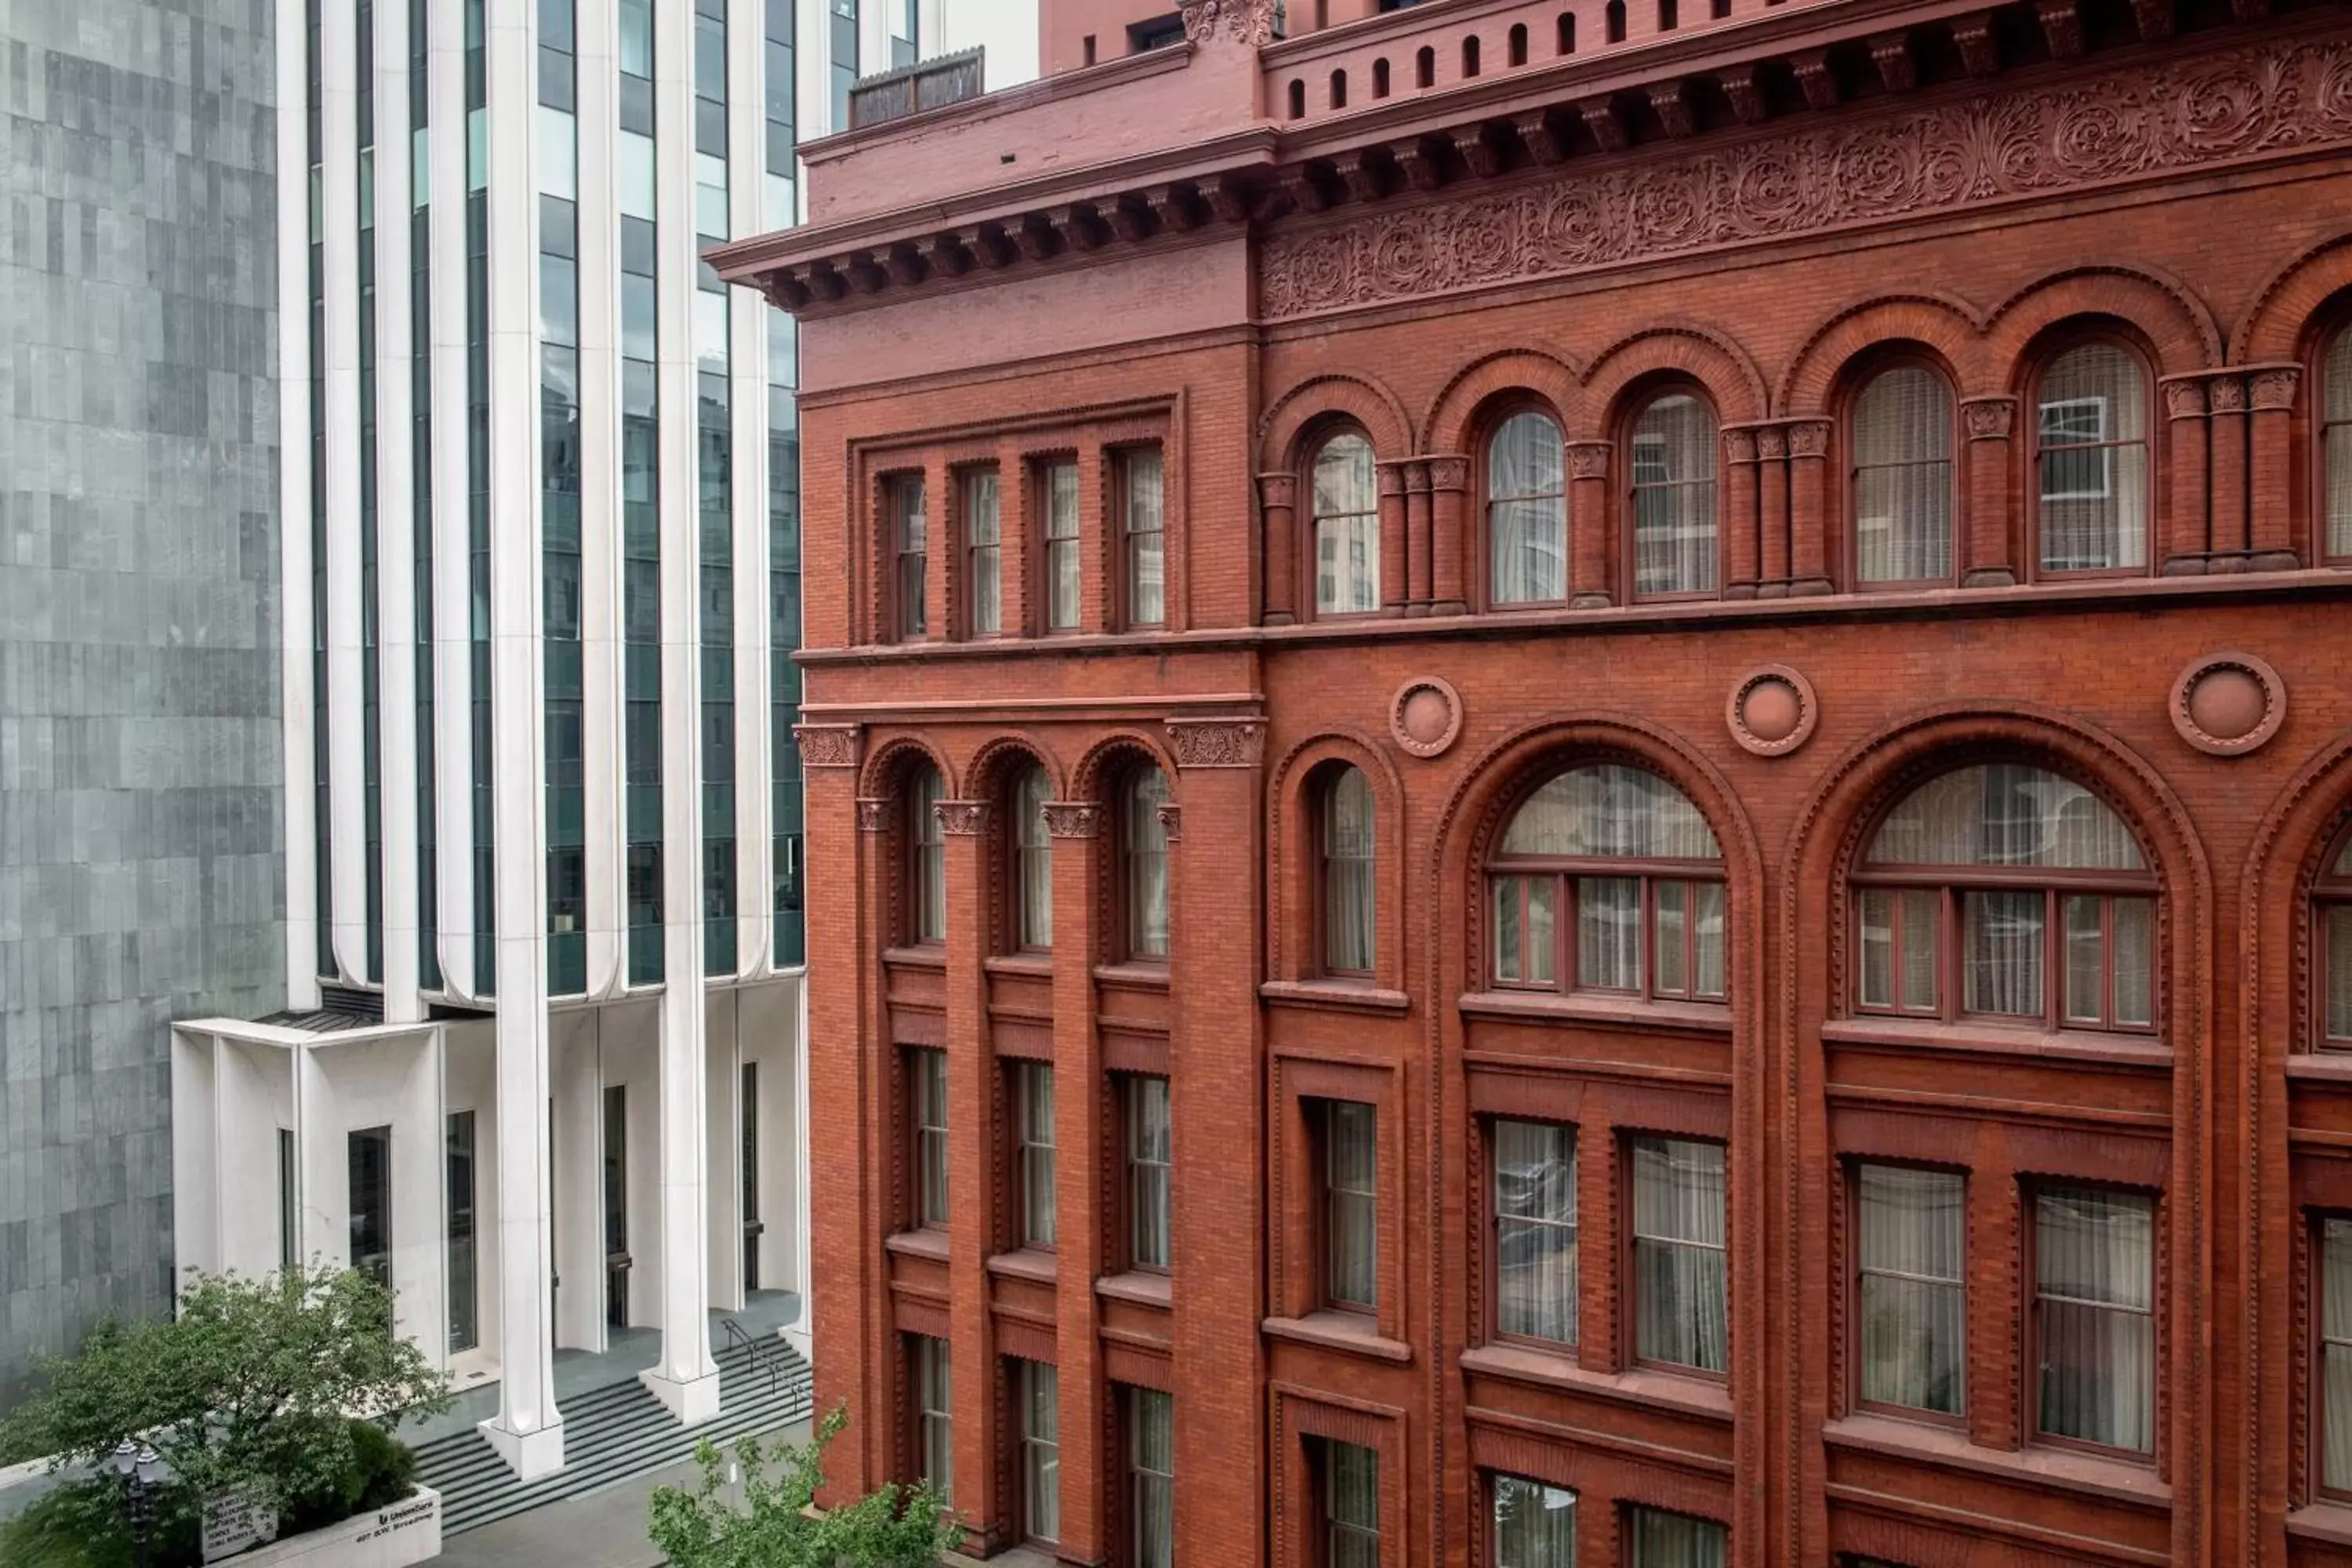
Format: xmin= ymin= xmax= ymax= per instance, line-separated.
xmin=646 ymin=1403 xmax=963 ymax=1568
xmin=0 ymin=1263 xmax=450 ymax=1560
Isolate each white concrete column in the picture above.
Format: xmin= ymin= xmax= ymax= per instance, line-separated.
xmin=321 ymin=0 xmax=365 ymax=983
xmin=376 ymin=0 xmax=422 ymax=1023
xmin=276 ymin=0 xmax=320 ymax=1007
xmin=727 ymin=1 xmax=771 ymax=978
xmin=784 ymin=972 xmax=812 ymax=1356
xmin=705 ymin=993 xmax=744 ymax=1312
xmin=477 ymin=0 xmax=565 ymax=1481
xmin=553 ymin=1012 xmax=608 ymax=1350
xmin=641 ymin=0 xmax=719 ymax=1425
xmin=578 ymin=0 xmax=626 ymax=1000
xmin=428 ymin=0 xmax=479 ymax=1000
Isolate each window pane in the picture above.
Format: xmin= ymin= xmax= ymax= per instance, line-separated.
xmin=1022 ymin=1360 xmax=1060 ymax=1541
xmin=1654 ymin=880 xmax=1687 ymax=996
xmin=2111 ymin=895 xmax=2154 ymax=1027
xmin=1019 ymin=1063 xmax=1056 ymax=1247
xmin=911 ymin=767 xmax=944 ymax=942
xmin=1490 ymin=412 xmax=1566 ymax=604
xmin=2034 ymin=1185 xmax=2154 ymax=1451
xmin=2063 ymin=893 xmax=2105 ymax=1025
xmin=1127 ymin=448 xmax=1165 ymax=626
xmin=1628 ymin=1508 xmax=1726 ymax=1568
xmin=2038 ymin=343 xmax=2148 ymax=572
xmin=1900 ymin=888 xmax=1940 ymax=1011
xmin=1045 ymin=462 xmax=1080 ymax=630
xmin=1326 ymin=768 xmax=1377 ymax=972
xmin=1491 ymin=1473 xmax=1577 ymax=1568
xmin=2325 ymin=1218 xmax=2352 ymax=1491
xmin=1017 ymin=764 xmax=1054 ymax=949
xmin=1313 ymin=432 xmax=1381 ymax=615
xmin=1328 ymin=1101 xmax=1377 ymax=1308
xmin=1852 ymin=365 xmax=1955 ymax=583
xmin=2328 ymin=324 xmax=2352 ymax=557
xmin=916 ymin=1335 xmax=953 ymax=1502
xmin=1127 ymin=1076 xmax=1171 ymax=1269
xmin=1859 ymin=887 xmax=1893 ymax=1008
xmin=913 ymin=1048 xmax=948 ymax=1226
xmin=1127 ymin=768 xmax=1171 ymax=958
xmin=1631 ymin=394 xmax=1717 ymax=597
xmin=1857 ymin=1164 xmax=1965 ymax=1414
xmin=1132 ymin=1389 xmax=1175 ymax=1568
xmin=2328 ymin=905 xmax=2352 ymax=1044
xmin=1575 ymin=876 xmax=1641 ymax=993
xmin=1501 ymin=764 xmax=1721 ymax=859
xmin=1494 ymin=1120 xmax=1577 ymax=1345
xmin=1963 ymin=889 xmax=2043 ymax=1018
xmin=1632 ymin=1138 xmax=1726 ymax=1370
xmin=1690 ymin=880 xmax=1726 ymax=1000
xmin=895 ymin=477 xmax=927 ymax=637
xmin=965 ymin=470 xmax=1000 ymax=635
xmin=1868 ymin=762 xmax=2142 ymax=869
xmin=1327 ymin=1441 xmax=1381 ymax=1568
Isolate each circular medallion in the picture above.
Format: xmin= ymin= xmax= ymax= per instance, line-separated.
xmin=1726 ymin=665 xmax=1819 ymax=757
xmin=1389 ymin=677 xmax=1464 ymax=759
xmin=2171 ymin=651 xmax=2285 ymax=757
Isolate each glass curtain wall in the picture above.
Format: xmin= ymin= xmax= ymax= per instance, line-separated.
xmin=695 ymin=0 xmax=736 ymax=974
xmin=465 ymin=0 xmax=495 ymax=992
xmin=542 ymin=0 xmax=586 ymax=994
xmin=620 ymin=0 xmax=662 ymax=983
xmin=308 ymin=0 xmax=330 ymax=976
xmin=359 ymin=0 xmax=383 ymax=982
xmin=411 ymin=0 xmax=437 ymax=988
xmin=766 ymin=0 xmax=804 ymax=967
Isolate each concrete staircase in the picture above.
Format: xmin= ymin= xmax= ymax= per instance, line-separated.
xmin=412 ymin=1333 xmax=813 ymax=1536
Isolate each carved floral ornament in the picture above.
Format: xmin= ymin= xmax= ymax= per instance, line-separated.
xmin=1041 ymin=801 xmax=1103 ymax=839
xmin=935 ymin=800 xmax=991 ymax=835
xmin=1179 ymin=0 xmax=1278 ymax=45
xmin=1165 ymin=717 xmax=1268 ymax=769
xmin=1259 ymin=39 xmax=2352 ymax=320
xmin=1961 ymin=396 xmax=2016 ymax=439
xmin=794 ymin=723 xmax=862 ymax=768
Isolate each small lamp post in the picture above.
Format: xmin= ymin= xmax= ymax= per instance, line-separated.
xmin=109 ymin=1439 xmax=163 ymax=1568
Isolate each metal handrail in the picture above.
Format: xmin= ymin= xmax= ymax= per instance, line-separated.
xmin=717 ymin=1315 xmax=779 ymax=1397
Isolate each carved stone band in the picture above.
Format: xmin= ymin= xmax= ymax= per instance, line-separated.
xmin=935 ymin=800 xmax=990 ymax=835
xmin=1165 ymin=717 xmax=1267 ymax=770
xmin=795 ymin=723 xmax=862 ymax=768
xmin=1041 ymin=801 xmax=1102 ymax=839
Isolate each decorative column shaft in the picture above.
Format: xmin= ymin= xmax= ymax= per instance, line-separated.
xmin=1787 ymin=418 xmax=1833 ymax=595
xmin=1722 ymin=427 xmax=1759 ymax=599
xmin=1755 ymin=424 xmax=1791 ymax=596
xmin=2160 ymin=376 xmax=2211 ymax=575
xmin=938 ymin=799 xmax=1001 ymax=1553
xmin=1566 ymin=441 xmax=1613 ymax=606
xmin=1427 ymin=455 xmax=1470 ymax=615
xmin=1257 ymin=472 xmax=1297 ymax=626
xmin=1959 ymin=397 xmax=2018 ymax=587
xmin=1044 ymin=799 xmax=1107 ymax=1566
xmin=1377 ymin=457 xmax=1407 ymax=615
xmin=2207 ymin=372 xmax=2249 ymax=570
xmin=2249 ymin=365 xmax=2302 ymax=569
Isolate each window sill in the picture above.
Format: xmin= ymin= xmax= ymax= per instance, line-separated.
xmin=1457 ymin=989 xmax=1733 ymax=1037
xmin=882 ymin=946 xmax=947 ymax=970
xmin=1458 ymin=1343 xmax=1733 ymax=1421
xmin=985 ymin=1247 xmax=1058 ymax=1284
xmin=983 ymin=953 xmax=1054 ymax=978
xmin=1822 ymin=1414 xmax=2169 ymax=1508
xmin=1096 ymin=1269 xmax=1173 ymax=1309
xmin=1820 ymin=1016 xmax=2170 ymax=1069
xmin=884 ymin=1228 xmax=950 ymax=1262
xmin=1094 ymin=961 xmax=1171 ymax=990
xmin=2287 ymin=1053 xmax=2352 ymax=1084
xmin=2287 ymin=1499 xmax=2352 ymax=1548
xmin=1261 ymin=1311 xmax=1412 ymax=1363
xmin=1261 ymin=978 xmax=1410 ymax=1015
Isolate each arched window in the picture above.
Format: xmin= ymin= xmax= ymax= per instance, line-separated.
xmin=1123 ymin=766 xmax=1171 ymax=960
xmin=1489 ymin=410 xmax=1567 ymax=605
xmin=1312 ymin=430 xmax=1381 ymax=616
xmin=1329 ymin=68 xmax=1347 ymax=109
xmin=1011 ymin=763 xmax=1053 ymax=950
xmin=1852 ymin=364 xmax=1955 ymax=584
xmin=1558 ymin=11 xmax=1575 ymax=53
xmin=909 ymin=764 xmax=945 ymax=944
xmin=2318 ymin=826 xmax=2352 ymax=1047
xmin=2324 ymin=321 xmax=2352 ymax=561
xmin=1287 ymin=78 xmax=1305 ymax=119
xmin=1628 ymin=390 xmax=1719 ymax=598
xmin=1322 ymin=767 xmax=1376 ymax=974
xmin=1659 ymin=0 xmax=1678 ymax=28
xmin=1606 ymin=0 xmax=1627 ymax=42
xmin=2034 ymin=342 xmax=2151 ymax=575
xmin=1508 ymin=22 xmax=1527 ymax=64
xmin=1489 ymin=764 xmax=1724 ymax=1000
xmin=1372 ymin=57 xmax=1390 ymax=97
xmin=1462 ymin=34 xmax=1480 ymax=76
xmin=1855 ymin=763 xmax=2154 ymax=1031
xmin=1416 ymin=45 xmax=1435 ymax=88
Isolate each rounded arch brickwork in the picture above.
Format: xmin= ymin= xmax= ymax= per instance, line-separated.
xmin=1778 ymin=291 xmax=1992 ymax=412
xmin=1265 ymin=727 xmax=1409 ymax=989
xmin=1068 ymin=728 xmax=1180 ymax=804
xmin=1421 ymin=348 xmax=1587 ymax=453
xmin=1985 ymin=264 xmax=2223 ymax=378
xmin=1256 ymin=369 xmax=1414 ymax=472
xmin=858 ymin=732 xmax=957 ymax=800
xmin=1581 ymin=321 xmax=1769 ymax=426
xmin=2237 ymin=231 xmax=2352 ymax=361
xmin=964 ymin=731 xmax=1065 ymax=803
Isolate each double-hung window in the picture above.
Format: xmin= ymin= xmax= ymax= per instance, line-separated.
xmin=1015 ymin=1062 xmax=1055 ymax=1248
xmin=1123 ymin=447 xmax=1165 ymax=627
xmin=1324 ymin=1100 xmax=1377 ymax=1311
xmin=2032 ymin=1183 xmax=2154 ymax=1454
xmin=1855 ymin=1163 xmax=1964 ymax=1416
xmin=892 ymin=474 xmax=927 ymax=638
xmin=1630 ymin=1136 xmax=1726 ymax=1374
xmin=1043 ymin=459 xmax=1080 ymax=631
xmin=1493 ymin=1120 xmax=1577 ymax=1346
xmin=964 ymin=469 xmax=1000 ymax=635
xmin=1126 ymin=1076 xmax=1171 ymax=1270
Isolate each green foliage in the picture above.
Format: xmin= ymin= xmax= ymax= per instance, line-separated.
xmin=0 ymin=1480 xmax=198 ymax=1568
xmin=0 ymin=1263 xmax=450 ymax=1555
xmin=278 ymin=1419 xmax=420 ymax=1537
xmin=646 ymin=1403 xmax=964 ymax=1568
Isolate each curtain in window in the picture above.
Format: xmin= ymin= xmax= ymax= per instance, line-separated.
xmin=1963 ymin=888 xmax=2043 ymax=1017
xmin=2325 ymin=1219 xmax=2352 ymax=1491
xmin=914 ymin=1047 xmax=949 ymax=1225
xmin=1327 ymin=1442 xmax=1381 ymax=1568
xmin=1653 ymin=880 xmax=1726 ymax=1000
xmin=1314 ymin=432 xmax=1381 ymax=615
xmin=917 ymin=1334 xmax=953 ymax=1502
xmin=1867 ymin=763 xmax=2142 ymax=869
xmin=1328 ymin=1101 xmax=1378 ymax=1308
xmin=1127 ymin=448 xmax=1165 ymax=625
xmin=1127 ymin=1076 xmax=1171 ymax=1268
xmin=1490 ymin=411 xmax=1566 ymax=604
xmin=895 ymin=477 xmax=927 ymax=636
xmin=1630 ymin=394 xmax=1717 ymax=597
xmin=1632 ymin=1138 xmax=1727 ymax=1371
xmin=1857 ymin=887 xmax=1939 ymax=1011
xmin=2328 ymin=326 xmax=2352 ymax=558
xmin=1494 ymin=876 xmax=1556 ymax=985
xmin=1494 ymin=1120 xmax=1577 ymax=1344
xmin=2329 ymin=904 xmax=2352 ymax=1042
xmin=1501 ymin=764 xmax=1721 ymax=859
xmin=1852 ymin=365 xmax=1954 ymax=583
xmin=1325 ymin=767 xmax=1377 ymax=972
xmin=1017 ymin=764 xmax=1053 ymax=949
xmin=965 ymin=470 xmax=1000 ymax=633
xmin=1046 ymin=461 xmax=1080 ymax=630
xmin=1132 ymin=1390 xmax=1175 ymax=1568
xmin=1857 ymin=1164 xmax=1965 ymax=1414
xmin=1575 ymin=876 xmax=1642 ymax=992
xmin=2034 ymin=1185 xmax=2154 ymax=1451
xmin=2037 ymin=343 xmax=2148 ymax=572
xmin=1020 ymin=1062 xmax=1056 ymax=1247
xmin=1628 ymin=1508 xmax=1726 ymax=1568
xmin=1492 ymin=1474 xmax=1576 ymax=1568
xmin=911 ymin=766 xmax=946 ymax=941
xmin=1022 ymin=1361 xmax=1060 ymax=1541
xmin=1127 ymin=768 xmax=1171 ymax=958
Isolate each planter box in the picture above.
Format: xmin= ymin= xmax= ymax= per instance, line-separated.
xmin=222 ymin=1486 xmax=441 ymax=1568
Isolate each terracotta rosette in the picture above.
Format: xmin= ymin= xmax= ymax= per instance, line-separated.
xmin=1388 ymin=676 xmax=1464 ymax=758
xmin=1726 ymin=664 xmax=1819 ymax=757
xmin=2170 ymin=650 xmax=2285 ymax=757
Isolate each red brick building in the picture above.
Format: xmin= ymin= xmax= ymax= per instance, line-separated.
xmin=713 ymin=1 xmax=2352 ymax=1563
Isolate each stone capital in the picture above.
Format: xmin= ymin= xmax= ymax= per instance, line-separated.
xmin=1256 ymin=471 xmax=1298 ymax=510
xmin=1784 ymin=418 xmax=1831 ymax=459
xmin=1041 ymin=801 xmax=1102 ymax=839
xmin=1567 ymin=441 xmax=1612 ymax=479
xmin=794 ymin=723 xmax=863 ymax=769
xmin=855 ymin=798 xmax=891 ymax=833
xmin=935 ymin=800 xmax=991 ymax=836
xmin=1959 ymin=396 xmax=2016 ymax=440
xmin=2249 ymin=365 xmax=2302 ymax=411
xmin=1424 ymin=455 xmax=1471 ymax=492
xmin=1164 ymin=717 xmax=1267 ymax=770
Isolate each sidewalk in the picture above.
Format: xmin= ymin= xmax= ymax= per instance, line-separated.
xmin=430 ymin=1416 xmax=812 ymax=1568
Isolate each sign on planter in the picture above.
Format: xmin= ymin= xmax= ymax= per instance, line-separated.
xmin=201 ymin=1483 xmax=279 ymax=1563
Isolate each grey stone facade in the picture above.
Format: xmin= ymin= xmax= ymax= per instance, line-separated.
xmin=0 ymin=0 xmax=284 ymax=1406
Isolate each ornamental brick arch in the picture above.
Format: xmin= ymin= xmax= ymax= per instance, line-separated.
xmin=1777 ymin=291 xmax=1993 ymax=414
xmin=1067 ymin=727 xmax=1180 ymax=805
xmin=858 ymin=731 xmax=958 ymax=801
xmin=1265 ymin=727 xmax=1409 ymax=990
xmin=1255 ymin=369 xmax=1414 ymax=472
xmin=2234 ymin=231 xmax=2352 ymax=361
xmin=1581 ymin=321 xmax=1769 ymax=427
xmin=1985 ymin=263 xmax=2223 ymax=379
xmin=963 ymin=731 xmax=1067 ymax=804
xmin=1420 ymin=347 xmax=1586 ymax=454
